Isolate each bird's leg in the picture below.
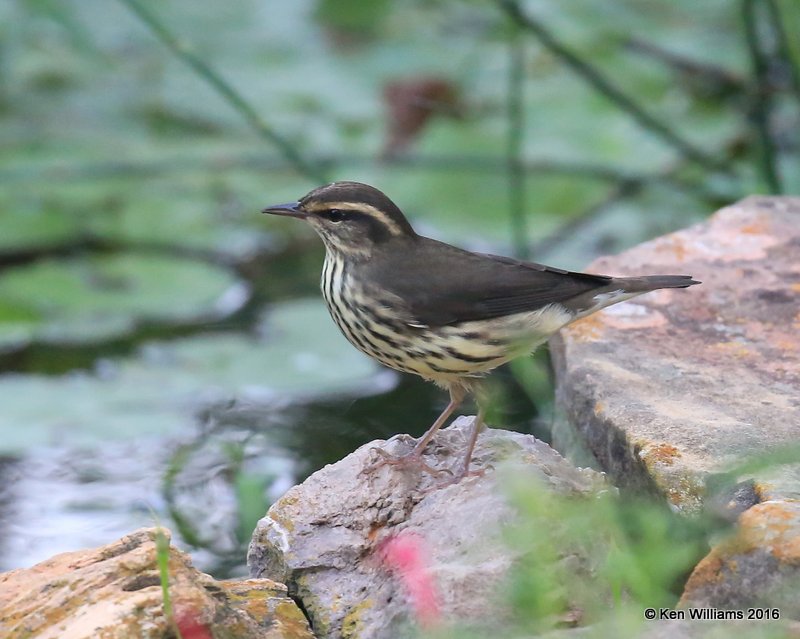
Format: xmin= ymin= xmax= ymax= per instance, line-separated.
xmin=439 ymin=406 xmax=487 ymax=486
xmin=362 ymin=385 xmax=465 ymax=477
xmin=408 ymin=384 xmax=466 ymax=457
xmin=427 ymin=383 xmax=491 ymax=489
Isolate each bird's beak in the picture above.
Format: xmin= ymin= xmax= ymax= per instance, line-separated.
xmin=261 ymin=201 xmax=308 ymax=219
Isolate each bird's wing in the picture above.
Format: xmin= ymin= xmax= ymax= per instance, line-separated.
xmin=365 ymin=238 xmax=613 ymax=327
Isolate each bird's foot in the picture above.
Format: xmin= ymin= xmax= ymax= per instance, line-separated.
xmin=360 ymin=444 xmax=452 ymax=479
xmin=412 ymin=465 xmax=487 ymax=496
xmin=429 ymin=464 xmax=487 ymax=490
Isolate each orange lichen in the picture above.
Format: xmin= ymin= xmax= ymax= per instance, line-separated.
xmin=773 ymin=338 xmax=798 ymax=352
xmin=680 ymin=551 xmax=726 ymax=602
xmin=738 ymin=501 xmax=800 ymax=562
xmin=739 ymin=220 xmax=769 ymax=235
xmin=566 ymin=313 xmax=606 ymax=341
xmin=712 ymin=341 xmax=751 ymax=358
xmin=773 ymin=536 xmax=800 ymax=562
xmin=642 ymin=442 xmax=681 ymax=467
xmin=753 ymin=482 xmax=774 ymax=502
xmin=741 ymin=501 xmax=794 ymax=532
xmin=656 ymin=236 xmax=689 ymax=263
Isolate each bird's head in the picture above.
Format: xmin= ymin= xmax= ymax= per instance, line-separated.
xmin=262 ymin=181 xmax=417 ymax=256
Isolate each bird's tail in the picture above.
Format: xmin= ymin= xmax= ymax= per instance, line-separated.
xmin=612 ymin=274 xmax=700 ymax=293
xmin=566 ymin=274 xmax=699 ymax=320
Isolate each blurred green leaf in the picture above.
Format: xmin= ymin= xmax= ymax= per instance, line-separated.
xmin=234 ymin=471 xmax=270 ymax=545
xmin=0 ymin=254 xmax=245 ymax=349
xmin=314 ymin=0 xmax=391 ymax=35
xmin=0 ymin=196 xmax=86 ymax=255
xmin=0 ymin=298 xmax=378 ymax=452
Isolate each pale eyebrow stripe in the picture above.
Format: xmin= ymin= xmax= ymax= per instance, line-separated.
xmin=305 ymin=201 xmax=403 ymax=236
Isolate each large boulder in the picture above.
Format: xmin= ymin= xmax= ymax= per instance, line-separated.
xmin=551 ymin=196 xmax=800 ymax=513
xmin=550 ymin=196 xmax=800 ymax=613
xmin=248 ymin=417 xmax=608 ymax=639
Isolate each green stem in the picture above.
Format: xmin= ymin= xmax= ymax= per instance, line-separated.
xmin=497 ymin=0 xmax=732 ymax=174
xmin=742 ymin=0 xmax=782 ymax=193
xmin=153 ymin=527 xmax=184 ymax=639
xmin=764 ymin=0 xmax=800 ymax=108
xmin=507 ymin=27 xmax=528 ymax=259
xmin=118 ymin=0 xmax=327 ymax=183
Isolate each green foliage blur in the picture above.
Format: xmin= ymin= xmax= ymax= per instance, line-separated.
xmin=4 ymin=0 xmax=799 ymax=269
xmin=4 ymin=0 xmax=798 ymax=429
xmin=2 ymin=0 xmax=800 ymax=621
xmin=501 ymin=480 xmax=708 ymax=636
xmin=423 ymin=473 xmax=796 ymax=638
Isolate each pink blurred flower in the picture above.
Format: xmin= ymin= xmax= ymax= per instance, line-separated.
xmin=379 ymin=532 xmax=441 ymax=629
xmin=174 ymin=606 xmax=214 ymax=639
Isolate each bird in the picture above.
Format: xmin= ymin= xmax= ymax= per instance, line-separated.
xmin=263 ymin=181 xmax=699 ymax=484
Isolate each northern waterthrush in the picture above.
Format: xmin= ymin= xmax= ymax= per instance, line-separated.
xmin=263 ymin=181 xmax=699 ymax=483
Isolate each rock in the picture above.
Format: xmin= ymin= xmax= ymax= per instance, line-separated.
xmin=248 ymin=417 xmax=608 ymax=639
xmin=550 ymin=196 xmax=800 ymax=513
xmin=680 ymin=499 xmax=800 ymax=614
xmin=550 ymin=196 xmax=800 ymax=622
xmin=0 ymin=528 xmax=313 ymax=639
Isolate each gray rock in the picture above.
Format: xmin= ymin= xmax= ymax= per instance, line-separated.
xmin=550 ymin=196 xmax=800 ymax=614
xmin=248 ymin=417 xmax=607 ymax=639
xmin=550 ymin=196 xmax=800 ymax=513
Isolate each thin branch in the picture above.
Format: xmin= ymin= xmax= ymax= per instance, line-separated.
xmin=623 ymin=37 xmax=746 ymax=97
xmin=528 ymin=181 xmax=642 ymax=260
xmin=742 ymin=0 xmax=782 ymax=193
xmin=763 ymin=0 xmax=800 ymax=106
xmin=118 ymin=0 xmax=327 ymax=183
xmin=497 ymin=0 xmax=732 ymax=173
xmin=507 ymin=26 xmax=529 ymax=259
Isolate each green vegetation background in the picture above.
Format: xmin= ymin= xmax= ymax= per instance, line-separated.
xmin=1 ymin=1 xmax=799 ymax=633
xmin=3 ymin=0 xmax=798 ymax=448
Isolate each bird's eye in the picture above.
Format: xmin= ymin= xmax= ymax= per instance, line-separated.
xmin=327 ymin=208 xmax=347 ymax=223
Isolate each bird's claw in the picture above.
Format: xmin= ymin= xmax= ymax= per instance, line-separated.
xmin=360 ymin=445 xmax=452 ymax=478
xmin=433 ymin=465 xmax=486 ymax=489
